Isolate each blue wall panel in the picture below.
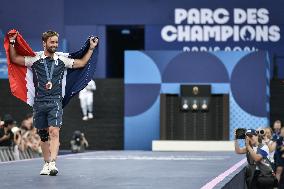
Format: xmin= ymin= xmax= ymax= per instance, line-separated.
xmin=125 ymin=51 xmax=270 ymax=150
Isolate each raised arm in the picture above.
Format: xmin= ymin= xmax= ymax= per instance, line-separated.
xmin=234 ymin=129 xmax=247 ymax=154
xmin=8 ymin=33 xmax=26 ymax=66
xmin=234 ymin=139 xmax=247 ymax=154
xmin=268 ymin=141 xmax=276 ymax=153
xmin=72 ymin=37 xmax=99 ymax=69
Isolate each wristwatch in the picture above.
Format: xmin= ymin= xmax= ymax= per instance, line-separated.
xmin=9 ymin=39 xmax=16 ymax=47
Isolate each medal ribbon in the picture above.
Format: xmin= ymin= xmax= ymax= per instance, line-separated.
xmin=43 ymin=58 xmax=55 ymax=83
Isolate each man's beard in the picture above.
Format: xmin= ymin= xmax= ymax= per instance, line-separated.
xmin=46 ymin=46 xmax=57 ymax=53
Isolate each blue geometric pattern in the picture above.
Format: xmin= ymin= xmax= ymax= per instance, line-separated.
xmin=124 ymin=51 xmax=270 ymax=150
xmin=229 ymin=92 xmax=269 ymax=140
xmin=230 ymin=52 xmax=268 ymax=117
xmin=124 ymin=97 xmax=160 ymax=149
xmin=212 ymin=51 xmax=251 ymax=79
xmin=125 ymin=51 xmax=161 ymax=84
xmin=162 ymin=52 xmax=229 ymax=83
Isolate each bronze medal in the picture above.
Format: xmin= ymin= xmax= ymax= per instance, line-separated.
xmin=46 ymin=81 xmax=53 ymax=90
xmin=43 ymin=58 xmax=55 ymax=90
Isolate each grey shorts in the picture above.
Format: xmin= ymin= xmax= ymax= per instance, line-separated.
xmin=33 ymin=100 xmax=63 ymax=129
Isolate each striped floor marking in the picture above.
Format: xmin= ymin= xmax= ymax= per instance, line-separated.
xmin=200 ymin=158 xmax=247 ymax=189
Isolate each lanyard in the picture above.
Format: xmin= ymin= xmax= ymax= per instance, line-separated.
xmin=43 ymin=59 xmax=55 ymax=82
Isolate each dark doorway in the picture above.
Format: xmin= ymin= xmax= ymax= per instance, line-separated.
xmin=106 ymin=25 xmax=144 ymax=78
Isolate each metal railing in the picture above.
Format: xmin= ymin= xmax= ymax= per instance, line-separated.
xmin=0 ymin=146 xmax=41 ymax=162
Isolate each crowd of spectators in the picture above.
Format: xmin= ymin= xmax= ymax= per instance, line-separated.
xmin=0 ymin=113 xmax=89 ymax=159
xmin=0 ymin=114 xmax=41 ymax=157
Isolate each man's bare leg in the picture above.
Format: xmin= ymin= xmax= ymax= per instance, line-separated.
xmin=41 ymin=141 xmax=50 ymax=162
xmin=48 ymin=126 xmax=60 ymax=176
xmin=49 ymin=126 xmax=60 ymax=160
xmin=39 ymin=128 xmax=51 ymax=175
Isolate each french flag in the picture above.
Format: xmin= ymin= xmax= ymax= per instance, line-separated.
xmin=4 ymin=29 xmax=98 ymax=108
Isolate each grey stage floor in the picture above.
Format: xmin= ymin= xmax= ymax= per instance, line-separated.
xmin=0 ymin=151 xmax=245 ymax=189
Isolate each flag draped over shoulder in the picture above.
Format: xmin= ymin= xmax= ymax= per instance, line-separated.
xmin=4 ymin=29 xmax=35 ymax=104
xmin=4 ymin=29 xmax=98 ymax=108
xmin=63 ymin=38 xmax=98 ymax=107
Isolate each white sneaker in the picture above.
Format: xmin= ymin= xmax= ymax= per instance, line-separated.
xmin=49 ymin=161 xmax=58 ymax=176
xmin=82 ymin=116 xmax=88 ymax=121
xmin=40 ymin=162 xmax=50 ymax=175
xmin=88 ymin=113 xmax=93 ymax=119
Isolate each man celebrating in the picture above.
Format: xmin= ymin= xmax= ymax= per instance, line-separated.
xmin=7 ymin=30 xmax=98 ymax=176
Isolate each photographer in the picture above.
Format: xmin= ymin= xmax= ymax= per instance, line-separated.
xmin=0 ymin=114 xmax=15 ymax=146
xmin=70 ymin=130 xmax=89 ymax=153
xmin=234 ymin=129 xmax=277 ymax=189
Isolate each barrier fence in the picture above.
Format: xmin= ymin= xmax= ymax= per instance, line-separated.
xmin=0 ymin=146 xmax=41 ymax=162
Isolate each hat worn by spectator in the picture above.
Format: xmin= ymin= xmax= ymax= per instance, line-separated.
xmin=3 ymin=114 xmax=17 ymax=125
xmin=246 ymin=129 xmax=257 ymax=136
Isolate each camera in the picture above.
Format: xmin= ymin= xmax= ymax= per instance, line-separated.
xmin=256 ymin=129 xmax=265 ymax=136
xmin=72 ymin=130 xmax=82 ymax=146
xmin=235 ymin=128 xmax=247 ymax=139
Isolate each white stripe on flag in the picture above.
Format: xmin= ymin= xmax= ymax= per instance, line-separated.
xmin=26 ymin=67 xmax=35 ymax=106
xmin=62 ymin=69 xmax=67 ymax=98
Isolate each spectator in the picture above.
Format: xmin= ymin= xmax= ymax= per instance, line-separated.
xmin=20 ymin=113 xmax=33 ymax=132
xmin=70 ymin=130 xmax=89 ymax=153
xmin=234 ymin=129 xmax=277 ymax=189
xmin=24 ymin=128 xmax=42 ymax=154
xmin=20 ymin=114 xmax=41 ymax=154
xmin=11 ymin=126 xmax=22 ymax=147
xmin=0 ymin=117 xmax=4 ymax=129
xmin=0 ymin=114 xmax=42 ymax=161
xmin=11 ymin=126 xmax=23 ymax=160
xmin=275 ymin=127 xmax=284 ymax=183
xmin=262 ymin=127 xmax=276 ymax=171
xmin=79 ymin=80 xmax=96 ymax=121
xmin=0 ymin=114 xmax=16 ymax=146
xmin=272 ymin=120 xmax=282 ymax=141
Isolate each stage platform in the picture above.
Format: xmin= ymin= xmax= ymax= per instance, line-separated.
xmin=0 ymin=151 xmax=246 ymax=189
xmin=152 ymin=141 xmax=234 ymax=151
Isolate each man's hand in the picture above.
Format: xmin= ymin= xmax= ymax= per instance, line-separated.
xmin=8 ymin=31 xmax=26 ymax=66
xmin=89 ymin=37 xmax=98 ymax=50
xmin=9 ymin=32 xmax=18 ymax=41
xmin=72 ymin=36 xmax=99 ymax=68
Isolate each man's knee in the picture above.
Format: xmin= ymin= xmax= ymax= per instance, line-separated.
xmin=49 ymin=127 xmax=60 ymax=139
xmin=38 ymin=129 xmax=49 ymax=142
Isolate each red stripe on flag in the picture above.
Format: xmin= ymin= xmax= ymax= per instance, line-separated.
xmin=3 ymin=29 xmax=36 ymax=104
